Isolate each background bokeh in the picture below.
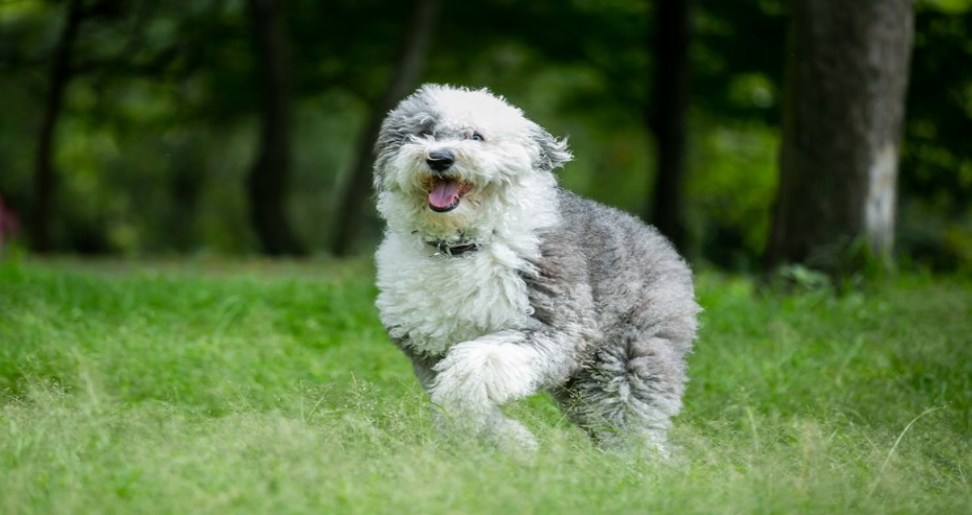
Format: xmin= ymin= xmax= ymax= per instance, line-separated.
xmin=0 ymin=0 xmax=968 ymax=271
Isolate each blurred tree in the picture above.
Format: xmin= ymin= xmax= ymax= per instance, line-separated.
xmin=648 ymin=0 xmax=692 ymax=251
xmin=247 ymin=0 xmax=305 ymax=255
xmin=330 ymin=0 xmax=439 ymax=256
xmin=765 ymin=0 xmax=915 ymax=273
xmin=1 ymin=0 xmax=966 ymax=268
xmin=32 ymin=0 xmax=85 ymax=253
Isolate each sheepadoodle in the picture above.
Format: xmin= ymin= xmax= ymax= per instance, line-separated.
xmin=373 ymin=84 xmax=700 ymax=455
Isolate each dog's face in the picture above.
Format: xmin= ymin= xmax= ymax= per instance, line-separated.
xmin=374 ymin=85 xmax=571 ymax=238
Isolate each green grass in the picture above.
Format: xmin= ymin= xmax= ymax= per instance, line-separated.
xmin=1 ymin=259 xmax=969 ymax=514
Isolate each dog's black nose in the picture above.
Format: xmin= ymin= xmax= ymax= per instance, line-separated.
xmin=426 ymin=150 xmax=455 ymax=172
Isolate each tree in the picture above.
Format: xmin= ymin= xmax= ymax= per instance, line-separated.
xmin=330 ymin=0 xmax=439 ymax=256
xmin=648 ymin=0 xmax=692 ymax=252
xmin=32 ymin=0 xmax=85 ymax=253
xmin=765 ymin=0 xmax=914 ymax=273
xmin=247 ymin=0 xmax=305 ymax=255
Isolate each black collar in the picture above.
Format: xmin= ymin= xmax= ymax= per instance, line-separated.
xmin=427 ymin=240 xmax=481 ymax=257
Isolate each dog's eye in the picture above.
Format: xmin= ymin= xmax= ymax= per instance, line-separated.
xmin=469 ymin=132 xmax=485 ymax=142
xmin=418 ymin=128 xmax=433 ymax=138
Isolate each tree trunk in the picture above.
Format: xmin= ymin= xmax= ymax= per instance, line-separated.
xmin=765 ymin=0 xmax=914 ymax=273
xmin=331 ymin=0 xmax=439 ymax=256
xmin=648 ymin=0 xmax=691 ymax=253
xmin=247 ymin=0 xmax=305 ymax=255
xmin=32 ymin=0 xmax=84 ymax=253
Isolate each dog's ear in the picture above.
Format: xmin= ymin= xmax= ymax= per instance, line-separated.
xmin=530 ymin=124 xmax=573 ymax=172
xmin=373 ymin=115 xmax=404 ymax=190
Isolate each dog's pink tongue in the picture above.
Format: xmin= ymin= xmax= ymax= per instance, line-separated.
xmin=428 ymin=179 xmax=460 ymax=210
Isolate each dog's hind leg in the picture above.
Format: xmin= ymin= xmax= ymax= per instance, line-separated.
xmin=554 ymin=331 xmax=689 ymax=457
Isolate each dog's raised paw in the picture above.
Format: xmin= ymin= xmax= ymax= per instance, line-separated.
xmin=430 ymin=335 xmax=537 ymax=408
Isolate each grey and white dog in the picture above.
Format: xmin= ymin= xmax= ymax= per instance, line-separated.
xmin=373 ymin=84 xmax=700 ymax=455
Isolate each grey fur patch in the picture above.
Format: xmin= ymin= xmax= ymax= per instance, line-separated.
xmin=529 ymin=124 xmax=573 ymax=172
xmin=373 ymin=85 xmax=442 ymax=189
xmin=533 ymin=190 xmax=699 ymax=450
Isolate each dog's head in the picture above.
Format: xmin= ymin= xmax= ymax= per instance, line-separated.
xmin=373 ymin=84 xmax=571 ymax=239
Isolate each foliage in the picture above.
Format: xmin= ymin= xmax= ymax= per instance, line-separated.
xmin=899 ymin=0 xmax=972 ymax=270
xmin=0 ymin=0 xmax=969 ymax=271
xmin=0 ymin=260 xmax=969 ymax=513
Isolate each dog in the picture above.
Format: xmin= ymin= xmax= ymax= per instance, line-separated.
xmin=373 ymin=84 xmax=700 ymax=455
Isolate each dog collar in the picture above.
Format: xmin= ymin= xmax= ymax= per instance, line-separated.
xmin=427 ymin=240 xmax=481 ymax=257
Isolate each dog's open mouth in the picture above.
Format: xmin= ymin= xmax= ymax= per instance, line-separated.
xmin=427 ymin=178 xmax=471 ymax=213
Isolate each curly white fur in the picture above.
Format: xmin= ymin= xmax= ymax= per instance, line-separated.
xmin=373 ymin=85 xmax=700 ymax=456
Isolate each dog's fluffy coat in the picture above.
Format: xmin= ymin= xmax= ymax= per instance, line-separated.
xmin=373 ymin=84 xmax=700 ymax=453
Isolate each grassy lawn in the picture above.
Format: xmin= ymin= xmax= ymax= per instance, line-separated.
xmin=1 ymin=259 xmax=969 ymax=514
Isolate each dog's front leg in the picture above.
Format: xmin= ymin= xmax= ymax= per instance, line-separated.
xmin=429 ymin=327 xmax=581 ymax=452
xmin=392 ymin=334 xmax=539 ymax=451
xmin=431 ymin=331 xmax=537 ymax=404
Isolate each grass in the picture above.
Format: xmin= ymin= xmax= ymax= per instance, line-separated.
xmin=1 ymin=258 xmax=969 ymax=514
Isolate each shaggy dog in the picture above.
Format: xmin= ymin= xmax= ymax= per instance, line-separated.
xmin=373 ymin=84 xmax=700 ymax=455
